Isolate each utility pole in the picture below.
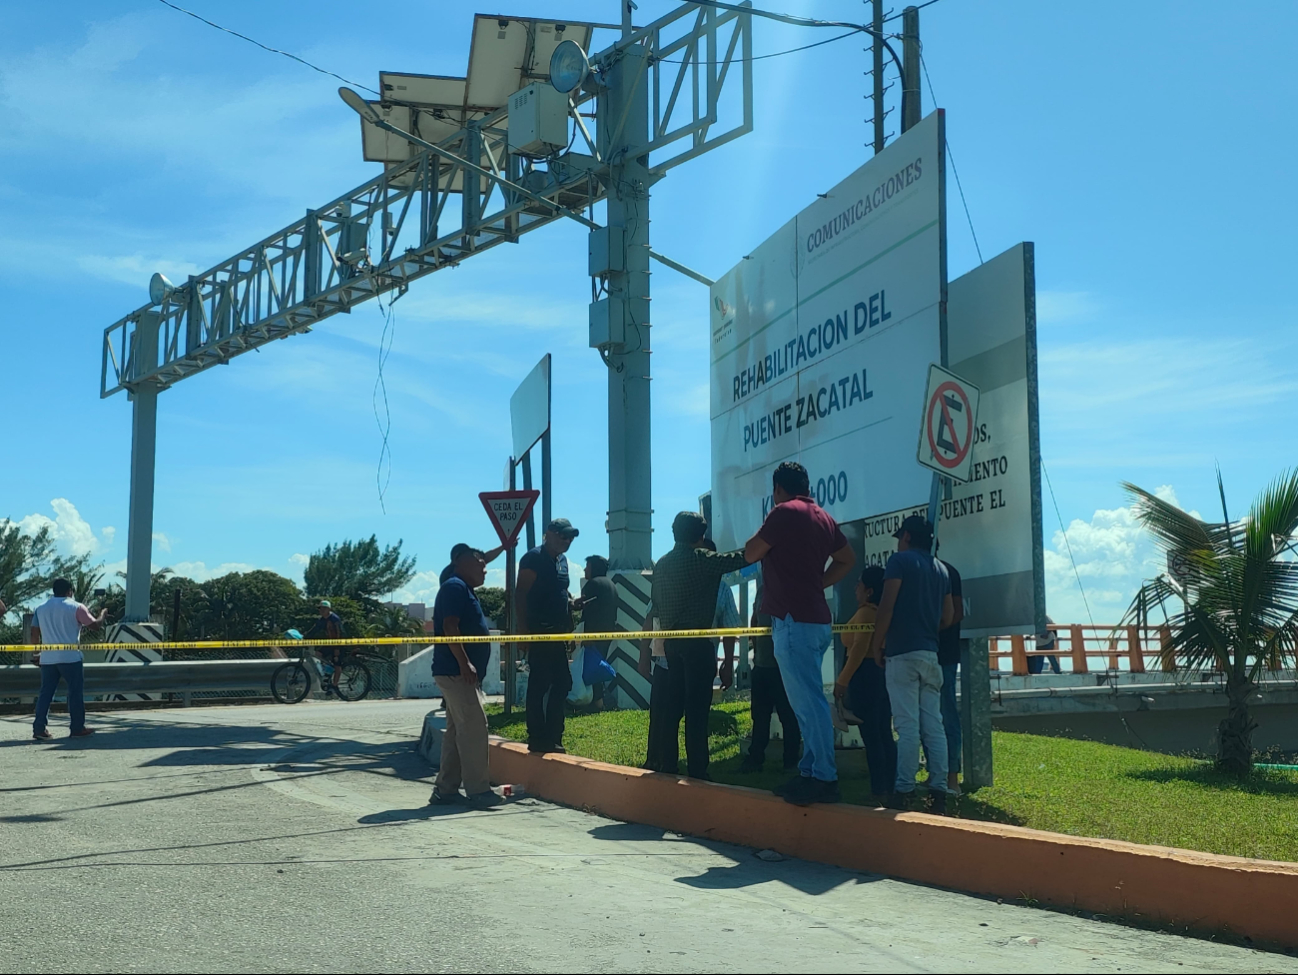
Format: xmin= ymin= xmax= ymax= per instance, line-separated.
xmin=124 ymin=312 xmax=160 ymax=623
xmin=901 ymin=5 xmax=921 ymax=133
xmin=600 ymin=29 xmax=654 ymax=570
xmin=871 ymin=0 xmax=885 ymax=154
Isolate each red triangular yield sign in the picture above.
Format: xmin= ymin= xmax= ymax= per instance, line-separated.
xmin=479 ymin=490 xmax=541 ymax=547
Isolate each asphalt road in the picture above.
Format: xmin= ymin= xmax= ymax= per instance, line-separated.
xmin=1 ymin=700 xmax=1293 ymax=974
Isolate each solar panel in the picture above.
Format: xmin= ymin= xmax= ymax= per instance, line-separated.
xmin=465 ymin=16 xmax=595 ymax=111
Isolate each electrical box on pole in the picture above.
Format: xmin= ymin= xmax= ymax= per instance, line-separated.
xmin=507 ymin=83 xmax=570 ymax=157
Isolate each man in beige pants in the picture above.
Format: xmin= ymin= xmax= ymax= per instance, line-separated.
xmin=429 ymin=544 xmax=502 ymax=808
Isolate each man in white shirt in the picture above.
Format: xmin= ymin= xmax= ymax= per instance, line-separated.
xmin=31 ymin=578 xmax=107 ymax=740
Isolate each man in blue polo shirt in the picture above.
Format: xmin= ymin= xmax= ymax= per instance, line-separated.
xmin=430 ymin=544 xmax=501 ymax=808
xmin=869 ymin=515 xmax=955 ymax=815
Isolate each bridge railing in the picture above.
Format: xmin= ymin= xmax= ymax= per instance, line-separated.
xmin=988 ymin=625 xmax=1179 ymax=675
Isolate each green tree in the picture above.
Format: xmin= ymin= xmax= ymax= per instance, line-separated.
xmin=0 ymin=522 xmax=83 ymax=616
xmin=296 ymin=594 xmax=367 ymax=642
xmin=67 ymin=561 xmax=107 ymax=607
xmin=1123 ymin=470 xmax=1298 ymax=776
xmin=475 ymin=586 xmax=506 ymax=627
xmin=203 ymin=570 xmax=310 ymax=640
xmin=366 ymin=605 xmax=425 ymax=638
xmin=303 ymin=536 xmax=416 ymax=609
xmin=149 ymin=574 xmax=212 ymax=639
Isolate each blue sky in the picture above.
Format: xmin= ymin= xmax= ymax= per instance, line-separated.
xmin=3 ymin=0 xmax=1296 ymax=622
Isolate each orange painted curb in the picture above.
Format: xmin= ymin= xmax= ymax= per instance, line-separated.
xmin=488 ymin=739 xmax=1298 ymax=948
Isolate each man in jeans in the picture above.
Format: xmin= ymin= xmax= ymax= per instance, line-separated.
xmin=31 ymin=578 xmax=107 ymax=740
xmin=516 ymin=518 xmax=580 ymax=754
xmin=740 ymin=599 xmax=801 ymax=774
xmin=870 ymin=515 xmax=954 ymax=814
xmin=745 ymin=462 xmax=856 ymax=805
xmin=645 ymin=512 xmax=748 ymax=779
xmin=429 ymin=545 xmax=502 ymax=808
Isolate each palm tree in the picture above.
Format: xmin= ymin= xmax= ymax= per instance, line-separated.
xmin=366 ymin=605 xmax=425 ymax=639
xmin=1122 ymin=469 xmax=1298 ymax=776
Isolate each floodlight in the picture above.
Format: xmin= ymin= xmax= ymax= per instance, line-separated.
xmin=148 ymin=273 xmax=175 ymax=306
xmin=549 ymin=39 xmax=589 ymax=94
xmin=338 ymin=87 xmax=382 ymax=124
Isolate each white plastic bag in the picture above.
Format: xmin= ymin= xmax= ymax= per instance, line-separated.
xmin=567 ymin=648 xmax=594 ymax=707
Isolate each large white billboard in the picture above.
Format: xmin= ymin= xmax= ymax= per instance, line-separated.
xmin=709 ymin=111 xmax=946 ymax=550
xmin=837 ymin=243 xmax=1044 ymax=637
xmin=939 ymin=242 xmax=1044 ymax=636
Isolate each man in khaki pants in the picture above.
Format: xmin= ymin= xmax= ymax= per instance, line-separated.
xmin=429 ymin=545 xmax=501 ymax=808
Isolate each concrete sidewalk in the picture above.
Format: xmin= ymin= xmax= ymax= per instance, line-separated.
xmin=0 ymin=701 xmax=1292 ymax=974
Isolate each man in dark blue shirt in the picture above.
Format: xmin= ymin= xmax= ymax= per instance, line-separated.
xmin=305 ymin=600 xmax=345 ymax=696
xmin=430 ymin=545 xmax=500 ymax=807
xmin=516 ymin=518 xmax=579 ymax=753
xmin=869 ymin=515 xmax=954 ymax=814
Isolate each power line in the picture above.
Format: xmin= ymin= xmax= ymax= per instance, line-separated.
xmin=685 ymin=0 xmax=906 ymax=79
xmin=688 ymin=0 xmax=895 ymax=37
xmin=1043 ymin=459 xmax=1096 ymax=627
xmin=654 ymin=28 xmax=862 ymax=64
xmin=884 ymin=0 xmax=947 ymax=23
xmin=918 ymin=51 xmax=983 ymax=263
xmin=154 ymin=0 xmax=380 ymax=95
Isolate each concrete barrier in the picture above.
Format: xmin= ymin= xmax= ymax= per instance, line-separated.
xmin=397 ymin=642 xmax=502 ymax=698
xmin=450 ymin=725 xmax=1298 ymax=948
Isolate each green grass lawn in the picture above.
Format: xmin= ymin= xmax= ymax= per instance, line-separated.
xmin=487 ymin=701 xmax=1298 ymax=863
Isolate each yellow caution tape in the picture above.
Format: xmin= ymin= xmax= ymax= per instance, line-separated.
xmin=0 ymin=623 xmax=873 ymax=653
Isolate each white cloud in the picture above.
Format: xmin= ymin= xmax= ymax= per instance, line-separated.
xmin=289 ymin=553 xmax=311 ymax=565
xmin=101 ymin=526 xmax=116 ymax=547
xmin=15 ymin=499 xmax=102 ymax=558
xmin=164 ymin=560 xmax=260 ymax=582
xmin=152 ymin=532 xmax=172 ymax=554
xmin=1043 ymin=485 xmax=1192 ymax=624
xmin=389 ymin=569 xmax=443 ymax=605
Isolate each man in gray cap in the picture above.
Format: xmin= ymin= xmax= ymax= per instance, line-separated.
xmin=517 ymin=518 xmax=580 ymax=753
xmin=869 ymin=514 xmax=955 ymax=814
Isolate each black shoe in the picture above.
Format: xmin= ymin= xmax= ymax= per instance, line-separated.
xmin=32 ymin=729 xmax=52 ymax=741
xmin=927 ymin=791 xmax=948 ymax=816
xmin=883 ymin=792 xmax=919 ymax=811
xmin=783 ymin=757 xmax=800 ymax=771
xmin=785 ymin=777 xmax=839 ymax=806
xmin=775 ymin=775 xmax=812 ymax=800
xmin=739 ymin=756 xmax=764 ymax=773
xmin=428 ymin=787 xmax=460 ymax=805
xmin=465 ymin=790 xmax=505 ymax=808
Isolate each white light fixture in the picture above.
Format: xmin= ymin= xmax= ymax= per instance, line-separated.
xmin=338 ymin=87 xmax=382 ymax=124
xmin=549 ymin=39 xmax=589 ymax=94
xmin=148 ymin=273 xmax=175 ymax=306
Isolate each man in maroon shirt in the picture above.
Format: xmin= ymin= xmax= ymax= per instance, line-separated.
xmin=745 ymin=462 xmax=856 ymax=804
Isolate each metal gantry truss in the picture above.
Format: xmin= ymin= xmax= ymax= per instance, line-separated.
xmin=101 ymin=2 xmax=752 ymax=399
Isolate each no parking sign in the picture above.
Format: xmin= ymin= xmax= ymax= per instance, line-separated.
xmin=917 ymin=364 xmax=981 ymax=483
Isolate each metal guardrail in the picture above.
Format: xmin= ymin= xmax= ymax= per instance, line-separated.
xmin=0 ymin=660 xmax=282 ymax=702
xmin=991 ymin=624 xmax=1183 ymax=675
